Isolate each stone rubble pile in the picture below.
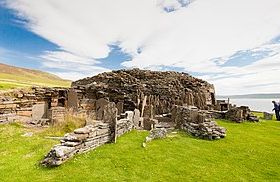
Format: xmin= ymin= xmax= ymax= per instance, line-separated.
xmin=182 ymin=120 xmax=226 ymax=140
xmin=145 ymin=128 xmax=168 ymax=143
xmin=263 ymin=112 xmax=273 ymax=120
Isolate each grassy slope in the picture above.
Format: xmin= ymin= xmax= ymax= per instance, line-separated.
xmin=0 ymin=63 xmax=71 ymax=89
xmin=0 ymin=118 xmax=280 ymax=181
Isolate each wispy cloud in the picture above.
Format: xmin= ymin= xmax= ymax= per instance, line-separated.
xmin=4 ymin=0 xmax=280 ymax=94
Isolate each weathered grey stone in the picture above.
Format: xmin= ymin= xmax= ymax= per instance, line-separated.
xmin=64 ymin=133 xmax=89 ymax=141
xmin=64 ymin=141 xmax=81 ymax=147
xmin=22 ymin=132 xmax=33 ymax=137
xmin=145 ymin=128 xmax=168 ymax=143
xmin=74 ymin=127 xmax=90 ymax=134
xmin=225 ymin=106 xmax=259 ymax=122
xmin=116 ymin=101 xmax=124 ymax=115
xmin=96 ymin=128 xmax=109 ymax=135
xmin=103 ymin=102 xmax=117 ymax=124
xmin=96 ymin=98 xmax=109 ymax=120
xmin=67 ymin=89 xmax=78 ymax=109
xmin=53 ymin=145 xmax=75 ymax=158
xmin=263 ymin=112 xmax=273 ymax=120
xmin=133 ymin=109 xmax=140 ymax=127
xmin=125 ymin=111 xmax=134 ymax=122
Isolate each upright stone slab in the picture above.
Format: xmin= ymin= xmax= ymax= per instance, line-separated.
xmin=116 ymin=101 xmax=124 ymax=115
xmin=67 ymin=89 xmax=78 ymax=109
xmin=32 ymin=103 xmax=47 ymax=120
xmin=143 ymin=118 xmax=158 ymax=130
xmin=133 ymin=109 xmax=140 ymax=128
xmin=125 ymin=111 xmax=134 ymax=122
xmin=103 ymin=102 xmax=117 ymax=124
xmin=96 ymin=98 xmax=109 ymax=120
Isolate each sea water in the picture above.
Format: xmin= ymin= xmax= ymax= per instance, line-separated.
xmin=230 ymin=98 xmax=279 ymax=113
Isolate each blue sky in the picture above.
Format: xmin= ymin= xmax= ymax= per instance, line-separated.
xmin=0 ymin=3 xmax=131 ymax=73
xmin=1 ymin=0 xmax=280 ymax=95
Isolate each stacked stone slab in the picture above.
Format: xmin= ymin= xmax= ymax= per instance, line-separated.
xmin=47 ymin=107 xmax=66 ymax=125
xmin=41 ymin=122 xmax=112 ymax=166
xmin=172 ymin=106 xmax=226 ymax=140
xmin=116 ymin=111 xmax=134 ymax=137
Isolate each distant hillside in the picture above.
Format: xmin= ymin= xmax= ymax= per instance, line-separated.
xmin=0 ymin=63 xmax=71 ymax=90
xmin=217 ymin=93 xmax=280 ymax=99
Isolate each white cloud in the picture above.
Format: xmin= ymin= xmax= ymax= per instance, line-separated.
xmin=203 ymin=52 xmax=280 ymax=95
xmin=40 ymin=51 xmax=110 ymax=80
xmin=40 ymin=51 xmax=98 ymax=65
xmin=5 ymin=0 xmax=280 ymax=94
xmin=50 ymin=69 xmax=110 ymax=81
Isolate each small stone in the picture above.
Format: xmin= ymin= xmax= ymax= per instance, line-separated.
xmin=142 ymin=142 xmax=146 ymax=148
xmin=145 ymin=137 xmax=152 ymax=142
xmin=22 ymin=132 xmax=33 ymax=137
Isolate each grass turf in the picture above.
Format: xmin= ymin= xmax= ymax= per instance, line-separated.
xmin=0 ymin=119 xmax=280 ymax=181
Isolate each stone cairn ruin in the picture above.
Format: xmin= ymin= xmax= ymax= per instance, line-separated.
xmin=0 ymin=69 xmax=260 ymax=166
xmin=172 ymin=106 xmax=226 ymax=140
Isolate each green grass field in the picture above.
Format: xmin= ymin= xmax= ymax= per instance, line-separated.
xmin=0 ymin=117 xmax=280 ymax=181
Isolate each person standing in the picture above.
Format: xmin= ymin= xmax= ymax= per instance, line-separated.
xmin=272 ymin=101 xmax=280 ymax=121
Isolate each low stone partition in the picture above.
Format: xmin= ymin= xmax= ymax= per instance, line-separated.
xmin=47 ymin=107 xmax=65 ymax=125
xmin=42 ymin=107 xmax=138 ymax=167
xmin=224 ymin=106 xmax=259 ymax=123
xmin=172 ymin=106 xmax=226 ymax=140
xmin=41 ymin=122 xmax=112 ymax=166
xmin=116 ymin=118 xmax=133 ymax=137
xmin=0 ymin=113 xmax=16 ymax=124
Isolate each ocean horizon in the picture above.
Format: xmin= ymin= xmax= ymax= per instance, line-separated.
xmin=229 ymin=98 xmax=279 ymax=113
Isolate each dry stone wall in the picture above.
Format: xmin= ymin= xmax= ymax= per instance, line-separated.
xmin=42 ymin=101 xmax=137 ymax=167
xmin=171 ymin=106 xmax=226 ymax=140
xmin=41 ymin=122 xmax=112 ymax=166
xmin=0 ymin=87 xmax=69 ymax=125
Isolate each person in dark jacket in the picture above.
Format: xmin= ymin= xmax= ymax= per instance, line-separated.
xmin=272 ymin=101 xmax=280 ymax=121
